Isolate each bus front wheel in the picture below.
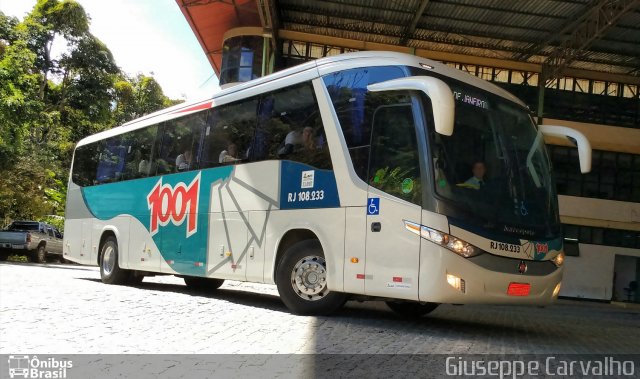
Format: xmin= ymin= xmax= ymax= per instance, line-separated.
xmin=99 ymin=236 xmax=130 ymax=285
xmin=276 ymin=239 xmax=346 ymax=315
xmin=386 ymin=301 xmax=439 ymax=318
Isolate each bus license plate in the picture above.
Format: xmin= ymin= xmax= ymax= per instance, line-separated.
xmin=490 ymin=241 xmax=521 ymax=254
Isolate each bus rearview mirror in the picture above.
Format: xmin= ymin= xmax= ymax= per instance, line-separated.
xmin=539 ymin=125 xmax=592 ymax=173
xmin=367 ymin=76 xmax=455 ymax=136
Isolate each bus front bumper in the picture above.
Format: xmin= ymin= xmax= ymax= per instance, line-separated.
xmin=419 ymin=246 xmax=563 ymax=305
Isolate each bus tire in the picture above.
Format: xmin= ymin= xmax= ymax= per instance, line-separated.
xmin=29 ymin=245 xmax=47 ymax=263
xmin=385 ymin=301 xmax=439 ymax=318
xmin=99 ymin=236 xmax=130 ymax=285
xmin=183 ymin=277 xmax=224 ymax=291
xmin=276 ymin=239 xmax=346 ymax=315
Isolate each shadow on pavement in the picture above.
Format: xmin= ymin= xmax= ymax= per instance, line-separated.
xmin=77 ymin=276 xmax=543 ymax=339
xmin=78 ymin=277 xmax=289 ymax=313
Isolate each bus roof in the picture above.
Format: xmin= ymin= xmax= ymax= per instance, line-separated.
xmin=76 ymin=51 xmax=526 ymax=147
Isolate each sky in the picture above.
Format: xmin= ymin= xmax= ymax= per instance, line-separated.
xmin=0 ymin=0 xmax=220 ymax=100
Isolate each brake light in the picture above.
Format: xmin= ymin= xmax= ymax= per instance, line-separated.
xmin=507 ymin=282 xmax=530 ymax=296
xmin=26 ymin=233 xmax=31 ymax=243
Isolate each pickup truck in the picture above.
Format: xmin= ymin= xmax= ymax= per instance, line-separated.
xmin=0 ymin=221 xmax=64 ymax=263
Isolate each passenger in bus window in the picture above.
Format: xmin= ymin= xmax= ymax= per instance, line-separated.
xmin=176 ymin=149 xmax=193 ymax=171
xmin=298 ymin=126 xmax=331 ymax=169
xmin=277 ymin=129 xmax=303 ymax=157
xmin=301 ymin=127 xmax=317 ymax=151
xmin=138 ymin=158 xmax=155 ymax=176
xmin=219 ymin=143 xmax=241 ymax=164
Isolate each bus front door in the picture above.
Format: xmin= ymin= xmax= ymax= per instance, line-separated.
xmin=364 ymin=193 xmax=421 ymax=300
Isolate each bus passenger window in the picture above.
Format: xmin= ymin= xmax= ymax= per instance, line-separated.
xmin=153 ymin=110 xmax=207 ymax=174
xmin=254 ymin=82 xmax=331 ymax=169
xmin=122 ymin=125 xmax=157 ymax=179
xmin=200 ymin=98 xmax=257 ymax=169
xmin=96 ymin=136 xmax=127 ymax=184
xmin=71 ymin=142 xmax=101 ymax=187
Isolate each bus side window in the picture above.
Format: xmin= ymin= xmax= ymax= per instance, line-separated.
xmin=96 ymin=136 xmax=127 ymax=184
xmin=322 ymin=66 xmax=407 ymax=180
xmin=71 ymin=142 xmax=100 ymax=187
xmin=122 ymin=125 xmax=158 ymax=179
xmin=253 ymin=82 xmax=331 ymax=169
xmin=153 ymin=123 xmax=173 ymax=175
xmin=200 ymin=98 xmax=258 ymax=169
xmin=368 ymin=102 xmax=422 ymax=206
xmin=152 ymin=111 xmax=206 ymax=175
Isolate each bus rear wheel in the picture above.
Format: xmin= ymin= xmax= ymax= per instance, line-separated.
xmin=386 ymin=301 xmax=439 ymax=318
xmin=99 ymin=236 xmax=131 ymax=285
xmin=276 ymin=239 xmax=346 ymax=315
xmin=184 ymin=277 xmax=224 ymax=291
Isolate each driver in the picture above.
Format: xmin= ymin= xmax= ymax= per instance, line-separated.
xmin=458 ymin=161 xmax=486 ymax=190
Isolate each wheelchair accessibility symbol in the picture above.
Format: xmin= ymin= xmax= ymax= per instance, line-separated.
xmin=367 ymin=198 xmax=380 ymax=215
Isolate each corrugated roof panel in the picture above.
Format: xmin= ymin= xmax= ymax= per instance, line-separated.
xmin=266 ymin=0 xmax=640 ymax=79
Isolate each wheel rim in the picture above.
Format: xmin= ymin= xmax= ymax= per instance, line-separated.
xmin=38 ymin=248 xmax=45 ymax=262
xmin=290 ymin=255 xmax=328 ymax=301
xmin=102 ymin=245 xmax=115 ymax=275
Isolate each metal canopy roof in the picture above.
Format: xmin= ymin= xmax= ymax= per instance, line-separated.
xmin=178 ymin=0 xmax=640 ymax=82
xmin=177 ymin=0 xmax=262 ymax=73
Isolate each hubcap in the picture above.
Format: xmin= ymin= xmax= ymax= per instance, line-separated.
xmin=102 ymin=245 xmax=115 ymax=275
xmin=291 ymin=255 xmax=328 ymax=301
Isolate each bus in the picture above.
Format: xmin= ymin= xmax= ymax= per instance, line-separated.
xmin=63 ymin=51 xmax=591 ymax=317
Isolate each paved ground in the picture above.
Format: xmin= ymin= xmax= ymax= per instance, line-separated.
xmin=1 ymin=261 xmax=639 ymax=356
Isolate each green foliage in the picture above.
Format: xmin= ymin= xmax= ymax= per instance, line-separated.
xmin=0 ymin=1 xmax=179 ymax=225
xmin=41 ymin=214 xmax=64 ymax=230
xmin=114 ymin=73 xmax=183 ymax=124
xmin=0 ymin=12 xmax=19 ymax=44
xmin=0 ymin=155 xmax=52 ymax=224
xmin=0 ymin=39 xmax=40 ymax=168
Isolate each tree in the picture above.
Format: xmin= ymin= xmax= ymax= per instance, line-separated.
xmin=0 ymin=36 xmax=40 ymax=169
xmin=0 ymin=1 xmax=180 ymax=224
xmin=114 ymin=74 xmax=183 ymax=125
xmin=0 ymin=12 xmax=19 ymax=47
xmin=17 ymin=0 xmax=89 ymax=102
xmin=0 ymin=157 xmax=54 ymax=225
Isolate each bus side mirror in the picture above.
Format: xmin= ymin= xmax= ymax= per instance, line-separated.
xmin=367 ymin=76 xmax=455 ymax=136
xmin=539 ymin=125 xmax=592 ymax=173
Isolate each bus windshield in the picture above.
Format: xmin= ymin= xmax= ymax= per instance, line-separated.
xmin=429 ymin=83 xmax=560 ymax=239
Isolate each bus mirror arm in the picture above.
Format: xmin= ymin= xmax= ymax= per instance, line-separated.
xmin=539 ymin=125 xmax=592 ymax=173
xmin=367 ymin=76 xmax=455 ymax=136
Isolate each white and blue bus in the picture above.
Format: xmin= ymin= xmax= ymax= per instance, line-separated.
xmin=63 ymin=52 xmax=591 ymax=316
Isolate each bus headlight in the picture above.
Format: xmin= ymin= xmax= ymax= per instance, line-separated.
xmin=404 ymin=220 xmax=482 ymax=258
xmin=446 ymin=236 xmax=477 ymax=258
xmin=552 ymin=251 xmax=565 ymax=267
